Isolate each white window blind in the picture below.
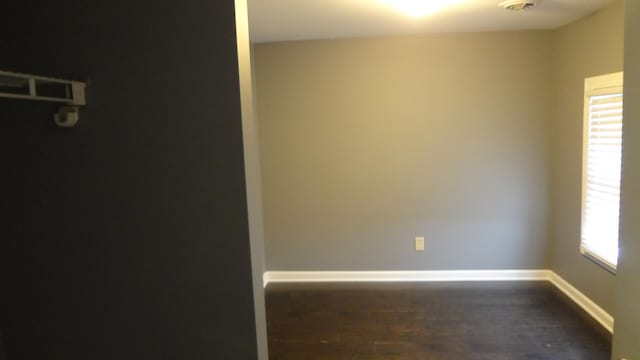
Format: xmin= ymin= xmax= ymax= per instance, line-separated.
xmin=581 ymin=73 xmax=624 ymax=272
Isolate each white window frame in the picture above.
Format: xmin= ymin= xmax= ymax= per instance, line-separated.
xmin=580 ymin=72 xmax=624 ymax=274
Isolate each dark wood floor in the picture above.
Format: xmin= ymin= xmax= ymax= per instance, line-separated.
xmin=265 ymin=282 xmax=611 ymax=359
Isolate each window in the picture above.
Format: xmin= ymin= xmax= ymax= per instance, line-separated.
xmin=581 ymin=72 xmax=624 ymax=273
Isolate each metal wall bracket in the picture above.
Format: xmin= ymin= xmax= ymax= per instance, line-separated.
xmin=0 ymin=70 xmax=87 ymax=128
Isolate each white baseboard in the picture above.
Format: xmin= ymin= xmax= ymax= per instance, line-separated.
xmin=263 ymin=269 xmax=614 ymax=334
xmin=548 ymin=272 xmax=614 ymax=333
xmin=264 ymin=269 xmax=551 ymax=286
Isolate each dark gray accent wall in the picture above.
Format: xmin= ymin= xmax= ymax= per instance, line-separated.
xmin=0 ymin=330 xmax=5 ymax=360
xmin=0 ymin=1 xmax=258 ymax=359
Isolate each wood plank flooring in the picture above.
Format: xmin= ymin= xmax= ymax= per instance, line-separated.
xmin=265 ymin=282 xmax=611 ymax=359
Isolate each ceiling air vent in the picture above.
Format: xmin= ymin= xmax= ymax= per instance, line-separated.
xmin=499 ymin=0 xmax=536 ymax=11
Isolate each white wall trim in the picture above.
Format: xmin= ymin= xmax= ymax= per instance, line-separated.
xmin=263 ymin=270 xmax=614 ymax=333
xmin=264 ymin=270 xmax=551 ymax=286
xmin=548 ymin=272 xmax=614 ymax=333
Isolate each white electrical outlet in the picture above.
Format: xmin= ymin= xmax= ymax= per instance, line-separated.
xmin=415 ymin=236 xmax=425 ymax=251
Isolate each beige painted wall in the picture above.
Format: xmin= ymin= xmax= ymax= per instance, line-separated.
xmin=235 ymin=1 xmax=268 ymax=358
xmin=255 ymin=31 xmax=553 ymax=271
xmin=612 ymin=1 xmax=640 ymax=357
xmin=550 ymin=1 xmax=624 ymax=315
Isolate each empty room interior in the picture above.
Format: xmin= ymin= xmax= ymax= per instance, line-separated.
xmin=1 ymin=0 xmax=639 ymax=360
xmin=248 ymin=0 xmax=639 ymax=358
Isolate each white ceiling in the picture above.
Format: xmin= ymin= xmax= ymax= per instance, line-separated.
xmin=248 ymin=0 xmax=616 ymax=43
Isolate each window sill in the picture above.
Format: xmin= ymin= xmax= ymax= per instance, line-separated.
xmin=580 ymin=249 xmax=617 ymax=275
